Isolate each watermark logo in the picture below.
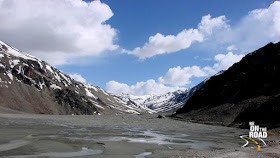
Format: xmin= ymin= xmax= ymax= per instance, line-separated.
xmin=240 ymin=121 xmax=267 ymax=150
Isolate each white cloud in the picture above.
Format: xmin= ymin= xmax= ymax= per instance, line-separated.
xmin=227 ymin=45 xmax=237 ymax=51
xmin=106 ymin=80 xmax=181 ymax=96
xmin=123 ymin=29 xmax=203 ymax=59
xmin=0 ymin=0 xmax=118 ymax=65
xmin=198 ymin=14 xmax=229 ymax=35
xmin=213 ymin=1 xmax=280 ymax=52
xmin=69 ymin=73 xmax=86 ymax=83
xmin=123 ymin=15 xmax=228 ymax=59
xmin=157 ymin=52 xmax=244 ymax=86
xmin=201 ymin=52 xmax=244 ymax=76
xmin=212 ymin=52 xmax=245 ymax=71
xmin=158 ymin=66 xmax=208 ymax=86
xmin=34 ymin=51 xmax=70 ymax=66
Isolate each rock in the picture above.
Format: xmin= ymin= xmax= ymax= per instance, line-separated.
xmin=157 ymin=115 xmax=165 ymax=118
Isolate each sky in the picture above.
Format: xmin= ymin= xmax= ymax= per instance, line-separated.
xmin=0 ymin=0 xmax=280 ymax=96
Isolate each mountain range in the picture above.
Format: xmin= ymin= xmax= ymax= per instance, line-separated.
xmin=0 ymin=40 xmax=155 ymax=115
xmin=2 ymin=39 xmax=280 ymax=129
xmin=118 ymin=79 xmax=206 ymax=113
xmin=0 ymin=40 xmax=204 ymax=115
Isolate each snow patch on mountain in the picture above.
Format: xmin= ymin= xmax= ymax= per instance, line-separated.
xmin=114 ymin=79 xmax=208 ymax=113
xmin=0 ymin=41 xmax=39 ymax=61
xmin=50 ymin=84 xmax=62 ymax=90
xmin=0 ymin=40 xmax=214 ymax=114
xmin=0 ymin=40 xmax=153 ymax=115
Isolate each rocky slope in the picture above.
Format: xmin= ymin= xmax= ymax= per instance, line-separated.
xmin=116 ymin=80 xmax=206 ymax=113
xmin=144 ymin=81 xmax=206 ymax=113
xmin=174 ymin=42 xmax=280 ymax=128
xmin=0 ymin=40 xmax=151 ymax=115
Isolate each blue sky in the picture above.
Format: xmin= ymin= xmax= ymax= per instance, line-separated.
xmin=0 ymin=0 xmax=279 ymax=96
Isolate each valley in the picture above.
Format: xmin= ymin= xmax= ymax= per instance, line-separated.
xmin=1 ymin=32 xmax=280 ymax=158
xmin=1 ymin=114 xmax=279 ymax=158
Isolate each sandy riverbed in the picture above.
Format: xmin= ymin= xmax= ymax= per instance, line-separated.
xmin=0 ymin=114 xmax=279 ymax=158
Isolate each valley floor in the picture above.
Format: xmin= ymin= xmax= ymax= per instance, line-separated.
xmin=0 ymin=114 xmax=279 ymax=158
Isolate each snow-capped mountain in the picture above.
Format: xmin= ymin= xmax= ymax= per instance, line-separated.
xmin=144 ymin=84 xmax=203 ymax=113
xmin=113 ymin=94 xmax=154 ymax=113
xmin=115 ymin=80 xmax=206 ymax=113
xmin=0 ymin=40 xmax=151 ymax=115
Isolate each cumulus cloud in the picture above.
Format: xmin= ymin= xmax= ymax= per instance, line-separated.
xmin=123 ymin=29 xmax=203 ymax=59
xmin=106 ymin=80 xmax=181 ymax=96
xmin=0 ymin=0 xmax=118 ymax=65
xmin=34 ymin=51 xmax=70 ymax=66
xmin=212 ymin=52 xmax=245 ymax=71
xmin=123 ymin=15 xmax=227 ymax=59
xmin=198 ymin=14 xmax=229 ymax=35
xmin=69 ymin=73 xmax=87 ymax=83
xmin=157 ymin=52 xmax=244 ymax=86
xmin=211 ymin=1 xmax=280 ymax=52
xmin=158 ymin=66 xmax=208 ymax=86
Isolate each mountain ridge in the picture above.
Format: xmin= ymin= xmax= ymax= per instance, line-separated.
xmin=116 ymin=79 xmax=207 ymax=113
xmin=0 ymin=40 xmax=152 ymax=115
xmin=174 ymin=42 xmax=280 ymax=128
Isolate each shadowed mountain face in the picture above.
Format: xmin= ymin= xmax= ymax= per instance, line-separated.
xmin=175 ymin=42 xmax=280 ymax=128
xmin=0 ymin=41 xmax=152 ymax=115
